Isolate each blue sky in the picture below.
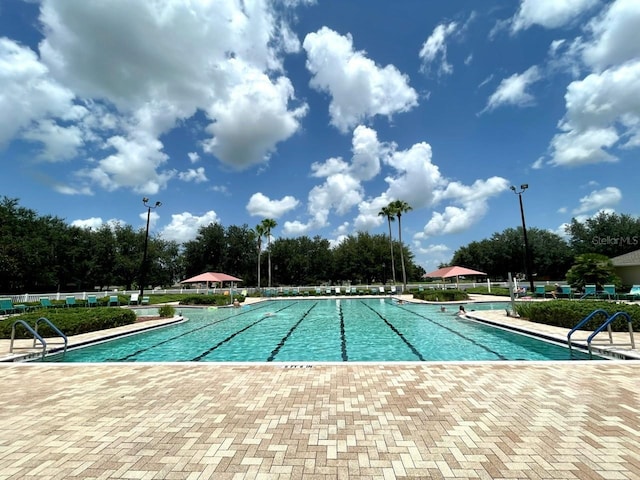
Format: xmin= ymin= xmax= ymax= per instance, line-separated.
xmin=1 ymin=0 xmax=638 ymax=271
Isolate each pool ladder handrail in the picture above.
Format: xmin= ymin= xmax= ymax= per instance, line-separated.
xmin=568 ymin=309 xmax=636 ymax=358
xmin=587 ymin=312 xmax=635 ymax=358
xmin=10 ymin=317 xmax=67 ymax=360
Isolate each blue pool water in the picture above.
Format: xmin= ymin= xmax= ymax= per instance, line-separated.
xmin=44 ymin=299 xmax=598 ymax=362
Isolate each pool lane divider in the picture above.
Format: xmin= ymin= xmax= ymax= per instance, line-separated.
xmin=361 ymin=302 xmax=425 ymax=361
xmin=107 ymin=302 xmax=277 ymax=362
xmin=191 ymin=302 xmax=296 ymax=362
xmin=389 ymin=301 xmax=507 ymax=360
xmin=339 ymin=303 xmax=348 ymax=361
xmin=267 ymin=302 xmax=318 ymax=362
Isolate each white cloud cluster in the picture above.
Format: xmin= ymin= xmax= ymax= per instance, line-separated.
xmin=419 ymin=22 xmax=458 ymax=75
xmin=303 ymin=27 xmax=418 ymax=132
xmin=550 ymin=0 xmax=640 ymax=166
xmin=510 ymin=0 xmax=600 ymax=32
xmin=482 ymin=66 xmax=541 ymax=113
xmin=246 ymin=192 xmax=300 ymax=218
xmin=2 ymin=0 xmax=311 ymax=194
xmin=572 ymin=186 xmax=622 ymax=214
xmin=161 ymin=211 xmax=219 ymax=243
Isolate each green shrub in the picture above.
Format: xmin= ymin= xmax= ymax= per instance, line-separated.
xmin=0 ymin=307 xmax=136 ymax=339
xmin=514 ymin=300 xmax=640 ymax=332
xmin=413 ymin=289 xmax=469 ymax=302
xmin=158 ymin=305 xmax=176 ymax=318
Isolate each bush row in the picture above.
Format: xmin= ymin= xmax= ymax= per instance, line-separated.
xmin=412 ymin=289 xmax=469 ymax=302
xmin=514 ymin=300 xmax=640 ymax=332
xmin=0 ymin=307 xmax=137 ymax=339
xmin=178 ymin=294 xmax=244 ymax=306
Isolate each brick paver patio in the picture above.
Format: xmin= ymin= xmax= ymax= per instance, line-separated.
xmin=1 ymin=362 xmax=639 ymax=479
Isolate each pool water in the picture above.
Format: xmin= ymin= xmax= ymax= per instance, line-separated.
xmin=44 ymin=299 xmax=598 ymax=362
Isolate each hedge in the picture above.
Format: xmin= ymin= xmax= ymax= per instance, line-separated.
xmin=412 ymin=289 xmax=469 ymax=302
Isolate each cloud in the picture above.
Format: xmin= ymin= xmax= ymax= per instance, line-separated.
xmin=418 ymin=177 xmax=510 ymax=238
xmin=5 ymin=0 xmax=311 ymax=194
xmin=510 ymin=0 xmax=600 ymax=32
xmin=303 ymin=27 xmax=418 ymax=132
xmin=160 ymin=210 xmax=219 ymax=243
xmin=419 ymin=22 xmax=458 ymax=75
xmin=550 ymin=59 xmax=640 ymax=166
xmin=187 ymin=152 xmax=200 ymax=163
xmin=482 ymin=66 xmax=541 ymax=112
xmin=70 ymin=217 xmax=104 ymax=229
xmin=178 ymin=167 xmax=208 ymax=183
xmin=246 ymin=192 xmax=300 ymax=218
xmin=572 ymin=186 xmax=622 ymax=214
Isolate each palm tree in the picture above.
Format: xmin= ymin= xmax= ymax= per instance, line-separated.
xmin=254 ymin=224 xmax=266 ymax=292
xmin=378 ymin=205 xmax=397 ymax=284
xmin=261 ymin=218 xmax=277 ymax=287
xmin=389 ymin=200 xmax=412 ymax=291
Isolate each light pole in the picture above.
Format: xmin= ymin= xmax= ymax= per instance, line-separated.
xmin=139 ymin=197 xmax=161 ymax=303
xmin=510 ymin=184 xmax=534 ymax=293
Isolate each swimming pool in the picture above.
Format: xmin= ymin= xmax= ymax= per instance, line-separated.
xmin=44 ymin=299 xmax=597 ymax=362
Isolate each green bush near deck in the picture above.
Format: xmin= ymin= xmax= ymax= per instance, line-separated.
xmin=413 ymin=290 xmax=469 ymax=302
xmin=158 ymin=305 xmax=176 ymax=318
xmin=514 ymin=300 xmax=640 ymax=332
xmin=178 ymin=294 xmax=244 ymax=306
xmin=465 ymin=287 xmax=511 ymax=296
xmin=0 ymin=307 xmax=136 ymax=339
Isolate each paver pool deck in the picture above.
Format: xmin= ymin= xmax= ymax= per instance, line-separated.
xmin=1 ymin=296 xmax=639 ymax=479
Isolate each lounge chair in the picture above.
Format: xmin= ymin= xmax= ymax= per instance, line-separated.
xmin=534 ymin=286 xmax=546 ymax=298
xmin=620 ymin=285 xmax=640 ymax=301
xmin=40 ymin=297 xmax=54 ymax=309
xmin=65 ymin=296 xmax=78 ymax=308
xmin=390 ymin=285 xmax=397 ymax=295
xmin=583 ymin=285 xmax=596 ymax=298
xmin=129 ymin=293 xmax=140 ymax=305
xmin=87 ymin=295 xmax=98 ymax=307
xmin=108 ymin=295 xmax=120 ymax=306
xmin=602 ymin=285 xmax=616 ymax=299
xmin=0 ymin=298 xmax=19 ymax=315
xmin=378 ymin=286 xmax=385 ymax=295
xmin=334 ymin=286 xmax=342 ymax=295
xmin=141 ymin=296 xmax=150 ymax=305
xmin=315 ymin=287 xmax=322 ymax=296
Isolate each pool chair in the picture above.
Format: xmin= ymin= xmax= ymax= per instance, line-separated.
xmin=65 ymin=296 xmax=78 ymax=308
xmin=602 ymin=285 xmax=616 ymax=299
xmin=0 ymin=298 xmax=21 ymax=315
xmin=390 ymin=285 xmax=397 ymax=295
xmin=40 ymin=297 xmax=54 ymax=309
xmin=315 ymin=287 xmax=322 ymax=296
xmin=325 ymin=287 xmax=331 ymax=295
xmin=108 ymin=295 xmax=120 ymax=307
xmin=87 ymin=295 xmax=98 ymax=307
xmin=141 ymin=296 xmax=150 ymax=305
xmin=378 ymin=286 xmax=385 ymax=295
xmin=621 ymin=285 xmax=640 ymax=301
xmin=334 ymin=286 xmax=342 ymax=295
xmin=582 ymin=284 xmax=596 ymax=299
xmin=129 ymin=293 xmax=139 ymax=305
xmin=534 ymin=286 xmax=546 ymax=298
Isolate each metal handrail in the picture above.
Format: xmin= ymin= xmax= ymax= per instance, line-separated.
xmin=35 ymin=317 xmax=68 ymax=356
xmin=587 ymin=312 xmax=635 ymax=358
xmin=10 ymin=320 xmax=47 ymax=360
xmin=567 ymin=309 xmax=609 ymax=351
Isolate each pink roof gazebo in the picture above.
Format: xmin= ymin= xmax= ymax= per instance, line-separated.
xmin=180 ymin=272 xmax=242 ymax=288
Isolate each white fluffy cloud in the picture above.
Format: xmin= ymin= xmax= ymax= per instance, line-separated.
xmin=573 ymin=186 xmax=622 ymax=214
xmin=246 ymin=192 xmax=300 ymax=218
xmin=161 ymin=211 xmax=219 ymax=243
xmin=303 ymin=27 xmax=418 ymax=132
xmin=178 ymin=167 xmax=208 ymax=183
xmin=419 ymin=22 xmax=458 ymax=75
xmin=4 ymin=0 xmax=310 ymax=194
xmin=510 ymin=0 xmax=600 ymax=32
xmin=482 ymin=66 xmax=541 ymax=112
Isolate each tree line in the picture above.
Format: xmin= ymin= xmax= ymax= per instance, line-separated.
xmin=449 ymin=211 xmax=640 ymax=281
xmin=0 ymin=197 xmax=423 ymax=293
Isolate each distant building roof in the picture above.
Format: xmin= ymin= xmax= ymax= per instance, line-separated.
xmin=611 ymin=249 xmax=640 ymax=267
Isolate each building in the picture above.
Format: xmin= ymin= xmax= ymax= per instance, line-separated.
xmin=610 ymin=249 xmax=640 ymax=286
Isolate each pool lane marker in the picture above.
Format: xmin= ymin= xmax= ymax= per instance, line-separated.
xmin=339 ymin=303 xmax=348 ymax=361
xmin=191 ymin=303 xmax=296 ymax=362
xmin=389 ymin=301 xmax=507 ymax=360
xmin=106 ymin=302 xmax=276 ymax=362
xmin=361 ymin=302 xmax=425 ymax=361
xmin=267 ymin=302 xmax=318 ymax=362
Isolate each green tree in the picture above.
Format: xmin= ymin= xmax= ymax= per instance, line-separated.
xmin=389 ymin=200 xmax=412 ymax=290
xmin=260 ymin=218 xmax=277 ymax=287
xmin=378 ymin=205 xmax=397 ymax=284
xmin=565 ymin=253 xmax=621 ymax=291
xmin=566 ymin=212 xmax=640 ymax=257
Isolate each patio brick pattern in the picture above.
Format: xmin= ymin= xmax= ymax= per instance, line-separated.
xmin=1 ymin=362 xmax=639 ymax=479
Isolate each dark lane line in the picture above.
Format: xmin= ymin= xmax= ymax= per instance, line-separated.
xmin=389 ymin=301 xmax=507 ymax=360
xmin=361 ymin=302 xmax=425 ymax=361
xmin=267 ymin=302 xmax=318 ymax=361
xmin=191 ymin=303 xmax=296 ymax=361
xmin=339 ymin=303 xmax=348 ymax=361
xmin=109 ymin=302 xmax=274 ymax=361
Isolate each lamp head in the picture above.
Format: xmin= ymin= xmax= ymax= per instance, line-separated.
xmin=142 ymin=197 xmax=149 ymax=204
xmin=521 ymin=184 xmax=528 ymax=190
xmin=155 ymin=201 xmax=162 ymax=207
xmin=510 ymin=185 xmax=516 ymax=191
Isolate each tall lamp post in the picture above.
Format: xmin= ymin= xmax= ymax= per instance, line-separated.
xmin=139 ymin=197 xmax=162 ymax=303
xmin=510 ymin=184 xmax=534 ymax=293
